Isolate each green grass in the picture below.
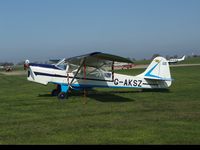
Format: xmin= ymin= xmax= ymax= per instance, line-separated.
xmin=0 ymin=66 xmax=200 ymax=144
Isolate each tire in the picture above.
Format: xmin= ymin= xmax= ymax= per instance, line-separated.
xmin=58 ymin=92 xmax=67 ymax=99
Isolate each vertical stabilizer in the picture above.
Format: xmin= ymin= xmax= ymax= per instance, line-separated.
xmin=139 ymin=57 xmax=172 ymax=81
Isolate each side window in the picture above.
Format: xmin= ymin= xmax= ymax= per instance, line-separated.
xmin=104 ymin=72 xmax=111 ymax=78
xmin=57 ymin=64 xmax=66 ymax=70
xmin=87 ymin=67 xmax=103 ymax=78
xmin=56 ymin=62 xmax=68 ymax=70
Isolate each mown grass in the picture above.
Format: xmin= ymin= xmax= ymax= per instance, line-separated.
xmin=0 ymin=66 xmax=200 ymax=144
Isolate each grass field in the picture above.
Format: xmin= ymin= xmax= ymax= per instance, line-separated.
xmin=0 ymin=66 xmax=200 ymax=144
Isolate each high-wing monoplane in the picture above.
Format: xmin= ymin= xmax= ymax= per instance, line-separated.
xmin=167 ymin=55 xmax=186 ymax=64
xmin=24 ymin=52 xmax=173 ymax=99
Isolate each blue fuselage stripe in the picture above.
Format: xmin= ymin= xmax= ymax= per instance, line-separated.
xmin=145 ymin=63 xmax=161 ymax=79
xmin=30 ymin=63 xmax=62 ymax=70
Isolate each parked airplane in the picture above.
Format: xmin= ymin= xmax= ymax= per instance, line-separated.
xmin=167 ymin=55 xmax=185 ymax=64
xmin=0 ymin=65 xmax=13 ymax=72
xmin=24 ymin=52 xmax=173 ymax=99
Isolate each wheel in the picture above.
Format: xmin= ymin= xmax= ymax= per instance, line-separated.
xmin=51 ymin=89 xmax=60 ymax=96
xmin=58 ymin=92 xmax=67 ymax=99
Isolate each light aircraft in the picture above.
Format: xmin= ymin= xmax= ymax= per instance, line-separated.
xmin=167 ymin=55 xmax=186 ymax=64
xmin=24 ymin=52 xmax=173 ymax=99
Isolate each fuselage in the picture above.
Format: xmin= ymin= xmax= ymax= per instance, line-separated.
xmin=27 ymin=63 xmax=171 ymax=90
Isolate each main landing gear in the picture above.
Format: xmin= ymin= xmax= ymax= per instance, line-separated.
xmin=51 ymin=84 xmax=69 ymax=100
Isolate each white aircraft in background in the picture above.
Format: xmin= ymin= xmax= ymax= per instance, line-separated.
xmin=24 ymin=52 xmax=173 ymax=99
xmin=167 ymin=55 xmax=186 ymax=64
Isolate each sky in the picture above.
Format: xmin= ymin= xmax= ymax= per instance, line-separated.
xmin=0 ymin=0 xmax=200 ymax=63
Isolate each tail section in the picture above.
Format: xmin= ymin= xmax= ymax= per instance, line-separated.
xmin=143 ymin=57 xmax=172 ymax=81
xmin=179 ymin=55 xmax=185 ymax=61
xmin=137 ymin=56 xmax=173 ymax=88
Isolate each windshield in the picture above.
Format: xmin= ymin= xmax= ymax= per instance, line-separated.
xmin=55 ymin=59 xmax=68 ymax=70
xmin=68 ymin=61 xmax=113 ymax=80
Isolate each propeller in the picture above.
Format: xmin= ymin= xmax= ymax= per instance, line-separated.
xmin=24 ymin=59 xmax=30 ymax=70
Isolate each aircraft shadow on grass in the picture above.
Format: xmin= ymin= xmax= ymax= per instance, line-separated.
xmin=38 ymin=89 xmax=170 ymax=103
xmin=38 ymin=91 xmax=132 ymax=102
xmin=84 ymin=92 xmax=133 ymax=103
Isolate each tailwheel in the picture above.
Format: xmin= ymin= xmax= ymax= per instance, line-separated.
xmin=58 ymin=92 xmax=68 ymax=99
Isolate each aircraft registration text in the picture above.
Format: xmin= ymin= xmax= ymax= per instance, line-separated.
xmin=114 ymin=78 xmax=142 ymax=87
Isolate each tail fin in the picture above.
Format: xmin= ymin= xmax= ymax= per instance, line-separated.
xmin=180 ymin=55 xmax=185 ymax=61
xmin=140 ymin=56 xmax=172 ymax=81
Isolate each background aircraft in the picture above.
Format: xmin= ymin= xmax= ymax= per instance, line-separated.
xmin=167 ymin=55 xmax=186 ymax=64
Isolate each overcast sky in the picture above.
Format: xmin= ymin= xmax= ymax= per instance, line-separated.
xmin=0 ymin=0 xmax=200 ymax=62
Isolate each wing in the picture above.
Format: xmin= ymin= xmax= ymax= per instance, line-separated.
xmin=65 ymin=52 xmax=133 ymax=67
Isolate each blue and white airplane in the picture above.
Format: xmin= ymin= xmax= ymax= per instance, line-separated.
xmin=24 ymin=52 xmax=173 ymax=99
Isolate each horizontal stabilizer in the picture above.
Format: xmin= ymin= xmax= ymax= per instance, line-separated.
xmin=144 ymin=76 xmax=174 ymax=81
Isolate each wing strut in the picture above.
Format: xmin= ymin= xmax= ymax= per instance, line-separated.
xmin=69 ymin=58 xmax=86 ymax=88
xmin=83 ymin=62 xmax=87 ymax=104
xmin=112 ymin=61 xmax=114 ymax=81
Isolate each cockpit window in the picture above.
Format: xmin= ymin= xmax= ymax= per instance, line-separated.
xmin=57 ymin=64 xmax=67 ymax=70
xmin=66 ymin=59 xmax=113 ymax=80
xmin=55 ymin=60 xmax=68 ymax=70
